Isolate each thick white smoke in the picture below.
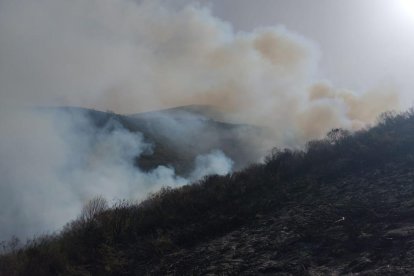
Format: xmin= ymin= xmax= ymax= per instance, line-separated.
xmin=0 ymin=0 xmax=400 ymax=240
xmin=0 ymin=108 xmax=234 ymax=240
xmin=190 ymin=150 xmax=234 ymax=181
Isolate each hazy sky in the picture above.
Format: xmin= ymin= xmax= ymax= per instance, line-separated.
xmin=179 ymin=0 xmax=414 ymax=103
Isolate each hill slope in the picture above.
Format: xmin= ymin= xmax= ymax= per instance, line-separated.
xmin=50 ymin=105 xmax=262 ymax=175
xmin=2 ymin=110 xmax=414 ymax=275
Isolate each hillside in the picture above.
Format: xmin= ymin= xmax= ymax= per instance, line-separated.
xmin=2 ymin=110 xmax=414 ymax=275
xmin=49 ymin=105 xmax=262 ymax=175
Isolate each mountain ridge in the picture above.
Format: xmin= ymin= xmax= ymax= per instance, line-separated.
xmin=39 ymin=105 xmax=263 ymax=175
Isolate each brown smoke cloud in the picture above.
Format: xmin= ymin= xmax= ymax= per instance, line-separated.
xmin=0 ymin=0 xmax=400 ymax=147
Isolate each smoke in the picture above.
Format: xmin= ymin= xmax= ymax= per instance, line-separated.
xmin=0 ymin=108 xmax=233 ymax=240
xmin=0 ymin=0 xmax=399 ymax=135
xmin=0 ymin=0 xmax=401 ymax=239
xmin=190 ymin=150 xmax=234 ymax=181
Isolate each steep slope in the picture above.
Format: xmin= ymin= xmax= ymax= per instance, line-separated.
xmin=2 ymin=110 xmax=414 ymax=275
xmin=125 ymin=105 xmax=264 ymax=174
xmin=49 ymin=106 xmax=262 ymax=175
xmin=151 ymin=164 xmax=414 ymax=275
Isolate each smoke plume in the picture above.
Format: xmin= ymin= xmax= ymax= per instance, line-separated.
xmin=0 ymin=0 xmax=400 ymax=240
xmin=0 ymin=108 xmax=234 ymax=240
xmin=0 ymin=0 xmax=399 ymax=135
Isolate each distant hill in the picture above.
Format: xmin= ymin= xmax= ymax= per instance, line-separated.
xmin=45 ymin=105 xmax=264 ymax=175
xmin=3 ymin=110 xmax=414 ymax=275
xmin=129 ymin=104 xmax=229 ymax=122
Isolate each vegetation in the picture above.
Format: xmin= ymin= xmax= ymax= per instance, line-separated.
xmin=57 ymin=105 xmax=260 ymax=175
xmin=2 ymin=109 xmax=414 ymax=275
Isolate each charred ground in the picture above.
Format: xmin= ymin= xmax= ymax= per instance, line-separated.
xmin=2 ymin=110 xmax=414 ymax=275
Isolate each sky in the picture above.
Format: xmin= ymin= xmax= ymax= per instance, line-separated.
xmin=181 ymin=0 xmax=414 ymax=104
xmin=0 ymin=0 xmax=409 ymax=112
